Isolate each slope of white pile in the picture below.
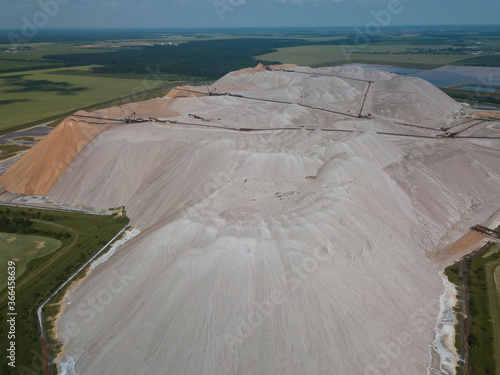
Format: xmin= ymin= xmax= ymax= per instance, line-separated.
xmin=168 ymin=65 xmax=461 ymax=131
xmin=44 ymin=66 xmax=500 ymax=375
xmin=372 ymin=76 xmax=462 ymax=126
xmin=49 ymin=127 xmax=441 ymax=375
xmin=209 ymin=66 xmax=394 ymax=122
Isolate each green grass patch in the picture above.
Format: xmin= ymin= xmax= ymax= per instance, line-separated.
xmin=465 ymin=249 xmax=496 ymax=375
xmin=0 ymin=68 xmax=147 ymax=132
xmin=446 ymin=241 xmax=500 ymax=375
xmin=0 ymin=42 xmax=116 ymax=73
xmin=47 ymin=68 xmax=204 ymax=83
xmin=0 ymin=60 xmax=65 ymax=74
xmin=46 ymin=118 xmax=65 ymax=128
xmin=0 ymin=233 xmax=61 ymax=291
xmin=444 ymin=263 xmax=465 ymax=375
xmin=0 ymin=205 xmax=129 ymax=374
xmin=0 ymin=145 xmax=30 ymax=154
xmin=455 ymin=55 xmax=500 ymax=68
xmin=0 ymin=145 xmax=30 ymax=161
xmin=444 ymin=263 xmax=462 ymax=286
xmin=12 ymin=137 xmax=37 ymax=142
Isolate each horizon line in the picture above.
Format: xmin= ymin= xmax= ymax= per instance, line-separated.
xmin=1 ymin=24 xmax=500 ymax=32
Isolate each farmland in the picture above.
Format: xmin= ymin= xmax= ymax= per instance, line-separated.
xmin=256 ymin=44 xmax=473 ymax=69
xmin=257 ymin=42 xmax=500 ymax=69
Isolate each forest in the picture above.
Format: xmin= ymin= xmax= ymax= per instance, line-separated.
xmin=43 ymin=38 xmax=304 ymax=79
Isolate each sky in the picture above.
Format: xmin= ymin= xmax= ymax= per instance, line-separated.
xmin=1 ymin=0 xmax=499 ymax=30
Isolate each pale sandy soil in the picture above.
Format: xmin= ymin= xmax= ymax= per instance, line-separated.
xmin=476 ymin=111 xmax=500 ymax=119
xmin=429 ymin=230 xmax=487 ymax=265
xmin=4 ymin=65 xmax=500 ymax=375
xmin=166 ymin=85 xmax=207 ymax=99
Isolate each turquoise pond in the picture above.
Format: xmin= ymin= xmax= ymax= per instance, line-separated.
xmin=413 ymin=66 xmax=500 ymax=88
xmin=350 ymin=64 xmax=500 ymax=90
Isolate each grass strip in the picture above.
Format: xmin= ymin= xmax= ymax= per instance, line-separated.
xmin=445 ymin=240 xmax=500 ymax=375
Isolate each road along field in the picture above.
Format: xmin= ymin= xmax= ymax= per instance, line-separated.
xmin=3 ymin=64 xmax=500 ymax=375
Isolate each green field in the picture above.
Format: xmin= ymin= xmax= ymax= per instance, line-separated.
xmin=0 ymin=42 xmax=113 ymax=58
xmin=0 ymin=42 xmax=115 ymax=73
xmin=0 ymin=66 xmax=155 ymax=132
xmin=0 ymin=205 xmax=129 ymax=375
xmin=0 ymin=145 xmax=31 ymax=161
xmin=257 ymin=44 xmax=475 ymax=69
xmin=456 ymin=55 xmax=500 ymax=67
xmin=12 ymin=137 xmax=37 ymax=142
xmin=0 ymin=233 xmax=61 ymax=290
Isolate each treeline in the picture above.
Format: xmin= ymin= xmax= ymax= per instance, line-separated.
xmin=464 ymin=247 xmax=498 ymax=375
xmin=0 ymin=209 xmax=71 ymax=239
xmin=43 ymin=38 xmax=304 ymax=79
xmin=456 ymin=55 xmax=500 ymax=67
xmin=444 ymin=90 xmax=500 ymax=106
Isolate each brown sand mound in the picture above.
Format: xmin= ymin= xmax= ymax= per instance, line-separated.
xmin=239 ymin=63 xmax=298 ymax=74
xmin=269 ymin=63 xmax=298 ymax=69
xmin=93 ymin=98 xmax=179 ymax=120
xmin=245 ymin=63 xmax=267 ymax=72
xmin=429 ymin=230 xmax=487 ymax=265
xmin=0 ymin=111 xmax=110 ymax=195
xmin=166 ymin=86 xmax=207 ymax=99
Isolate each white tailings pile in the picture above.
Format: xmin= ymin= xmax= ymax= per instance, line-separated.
xmin=53 ymin=227 xmax=141 ymax=375
xmin=5 ymin=65 xmax=499 ymax=374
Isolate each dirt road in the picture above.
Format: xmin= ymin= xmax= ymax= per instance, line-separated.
xmin=430 ymin=230 xmax=486 ymax=265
